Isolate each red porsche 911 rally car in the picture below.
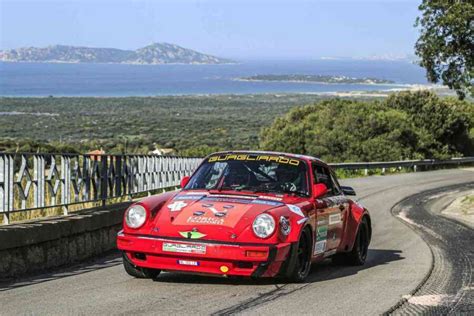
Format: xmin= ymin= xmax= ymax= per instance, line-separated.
xmin=117 ymin=151 xmax=371 ymax=282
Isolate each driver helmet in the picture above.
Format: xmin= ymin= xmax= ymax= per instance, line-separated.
xmin=224 ymin=162 xmax=250 ymax=187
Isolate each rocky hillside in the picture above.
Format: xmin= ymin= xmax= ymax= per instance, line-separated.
xmin=0 ymin=43 xmax=233 ymax=64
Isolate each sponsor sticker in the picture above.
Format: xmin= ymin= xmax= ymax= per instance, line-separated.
xmin=162 ymin=242 xmax=206 ymax=254
xmin=287 ymin=204 xmax=305 ymax=217
xmin=174 ymin=195 xmax=205 ymax=201
xmin=179 ymin=231 xmax=206 ymax=239
xmin=187 ymin=216 xmax=225 ymax=225
xmin=208 ymin=154 xmax=301 ymax=166
xmin=317 ymin=219 xmax=329 ymax=226
xmin=177 ymin=260 xmax=199 ymax=266
xmin=316 ymin=225 xmax=328 ymax=241
xmin=204 ymin=197 xmax=252 ymax=204
xmin=314 ymin=240 xmax=326 ymax=255
xmin=297 ymin=217 xmax=308 ymax=225
xmin=329 ymin=213 xmax=341 ymax=225
xmin=315 ymin=223 xmax=328 ymax=255
xmin=252 ymin=199 xmax=284 ymax=207
xmin=207 ymin=194 xmax=254 ymax=199
xmin=167 ymin=201 xmax=188 ymax=212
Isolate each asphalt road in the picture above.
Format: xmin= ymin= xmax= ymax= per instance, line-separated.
xmin=1 ymin=169 xmax=473 ymax=315
xmin=391 ymin=183 xmax=474 ymax=315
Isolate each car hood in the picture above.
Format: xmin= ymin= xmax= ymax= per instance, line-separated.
xmin=149 ymin=192 xmax=287 ymax=241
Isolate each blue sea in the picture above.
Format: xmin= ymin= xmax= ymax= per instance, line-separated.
xmin=0 ymin=60 xmax=428 ymax=97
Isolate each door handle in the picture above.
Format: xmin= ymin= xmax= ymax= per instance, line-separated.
xmin=339 ymin=204 xmax=345 ymax=211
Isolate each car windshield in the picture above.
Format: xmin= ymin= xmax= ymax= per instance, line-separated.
xmin=185 ymin=154 xmax=309 ymax=196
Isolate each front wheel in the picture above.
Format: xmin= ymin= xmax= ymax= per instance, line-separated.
xmin=122 ymin=253 xmax=161 ymax=279
xmin=284 ymin=227 xmax=312 ymax=283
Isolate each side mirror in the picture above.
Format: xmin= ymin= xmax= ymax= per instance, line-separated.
xmin=341 ymin=186 xmax=356 ymax=196
xmin=313 ymin=183 xmax=328 ymax=199
xmin=180 ymin=176 xmax=190 ymax=189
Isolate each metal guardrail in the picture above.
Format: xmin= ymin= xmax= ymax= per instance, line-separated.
xmin=1 ymin=152 xmax=473 ymax=225
xmin=329 ymin=157 xmax=474 ymax=174
xmin=0 ymin=153 xmax=201 ymax=224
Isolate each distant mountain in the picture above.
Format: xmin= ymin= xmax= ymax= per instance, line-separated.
xmin=0 ymin=43 xmax=234 ymax=64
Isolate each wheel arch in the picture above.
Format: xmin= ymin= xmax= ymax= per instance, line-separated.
xmin=343 ymin=204 xmax=371 ymax=252
xmin=363 ymin=213 xmax=372 ymax=243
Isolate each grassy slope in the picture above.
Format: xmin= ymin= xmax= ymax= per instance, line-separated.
xmin=0 ymin=94 xmax=375 ymax=152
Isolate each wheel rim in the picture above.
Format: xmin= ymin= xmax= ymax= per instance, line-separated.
xmin=296 ymin=232 xmax=310 ymax=277
xmin=358 ymin=223 xmax=368 ymax=261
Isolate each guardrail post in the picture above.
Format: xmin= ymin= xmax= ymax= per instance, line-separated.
xmin=61 ymin=156 xmax=71 ymax=215
xmin=413 ymin=165 xmax=417 ymax=172
xmin=1 ymin=154 xmax=11 ymax=225
xmin=2 ymin=155 xmax=13 ymax=225
xmin=101 ymin=155 xmax=108 ymax=207
xmin=34 ymin=155 xmax=45 ymax=210
xmin=364 ymin=168 xmax=368 ymax=176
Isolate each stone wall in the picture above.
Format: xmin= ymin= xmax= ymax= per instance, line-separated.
xmin=0 ymin=202 xmax=131 ymax=279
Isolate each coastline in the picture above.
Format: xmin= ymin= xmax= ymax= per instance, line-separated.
xmin=0 ymin=84 xmax=450 ymax=99
xmin=233 ymin=78 xmax=398 ymax=85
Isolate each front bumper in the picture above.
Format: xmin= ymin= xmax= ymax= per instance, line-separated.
xmin=117 ymin=231 xmax=291 ymax=277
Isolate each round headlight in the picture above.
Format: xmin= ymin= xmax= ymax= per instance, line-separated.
xmin=125 ymin=205 xmax=147 ymax=229
xmin=252 ymin=214 xmax=276 ymax=238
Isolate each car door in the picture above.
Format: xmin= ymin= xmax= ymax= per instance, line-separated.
xmin=312 ymin=164 xmax=345 ymax=255
xmin=326 ymin=170 xmax=348 ymax=251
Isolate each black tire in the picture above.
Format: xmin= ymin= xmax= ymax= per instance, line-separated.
xmin=333 ymin=217 xmax=369 ymax=266
xmin=285 ymin=227 xmax=312 ymax=283
xmin=122 ymin=253 xmax=161 ymax=279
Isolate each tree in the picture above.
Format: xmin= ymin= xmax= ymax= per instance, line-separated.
xmin=415 ymin=0 xmax=474 ymax=99
xmin=260 ymin=92 xmax=474 ymax=162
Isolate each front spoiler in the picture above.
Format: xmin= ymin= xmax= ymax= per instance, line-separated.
xmin=117 ymin=232 xmax=291 ymax=277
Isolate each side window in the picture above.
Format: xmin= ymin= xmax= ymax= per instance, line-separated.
xmin=312 ymin=163 xmax=334 ymax=196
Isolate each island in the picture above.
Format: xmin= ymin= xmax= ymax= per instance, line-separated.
xmin=0 ymin=43 xmax=234 ymax=65
xmin=237 ymin=74 xmax=395 ymax=84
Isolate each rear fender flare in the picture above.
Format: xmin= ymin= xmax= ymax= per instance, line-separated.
xmin=342 ymin=204 xmax=370 ymax=251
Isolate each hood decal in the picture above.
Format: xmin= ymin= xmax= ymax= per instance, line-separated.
xmin=178 ymin=202 xmax=236 ymax=226
xmin=167 ymin=201 xmax=188 ymax=212
xmin=166 ymin=192 xmax=297 ymax=228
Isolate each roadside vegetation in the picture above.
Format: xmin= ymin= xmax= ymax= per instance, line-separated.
xmin=261 ymin=91 xmax=473 ymax=162
xmin=460 ymin=195 xmax=474 ymax=215
xmin=0 ymin=94 xmax=370 ymax=155
xmin=1 ymin=91 xmax=472 ymax=163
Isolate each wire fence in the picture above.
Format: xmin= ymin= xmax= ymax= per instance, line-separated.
xmin=0 ymin=153 xmax=201 ymax=224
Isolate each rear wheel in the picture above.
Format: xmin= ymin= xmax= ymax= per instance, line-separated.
xmin=333 ymin=217 xmax=369 ymax=266
xmin=285 ymin=227 xmax=312 ymax=283
xmin=122 ymin=253 xmax=161 ymax=279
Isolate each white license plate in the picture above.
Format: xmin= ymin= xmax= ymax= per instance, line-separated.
xmin=177 ymin=260 xmax=200 ymax=266
xmin=162 ymin=242 xmax=206 ymax=254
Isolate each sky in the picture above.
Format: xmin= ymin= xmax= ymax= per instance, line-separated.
xmin=0 ymin=0 xmax=422 ymax=60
